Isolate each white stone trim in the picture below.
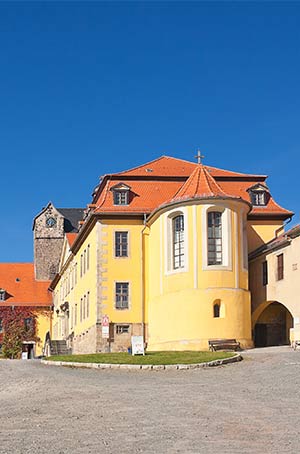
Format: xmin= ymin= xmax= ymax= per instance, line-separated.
xmin=240 ymin=212 xmax=248 ymax=272
xmin=234 ymin=211 xmax=239 ymax=288
xmin=160 ymin=216 xmax=163 ymax=294
xmin=113 ymin=229 xmax=130 ymax=259
xmin=193 ymin=205 xmax=198 ymax=289
xmin=164 ymin=207 xmax=189 ymax=275
xmin=202 ymin=203 xmax=232 ymax=271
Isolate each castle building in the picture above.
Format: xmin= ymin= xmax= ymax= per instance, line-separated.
xmin=0 ymin=205 xmax=84 ymax=358
xmin=249 ymin=224 xmax=300 ymax=347
xmin=0 ymin=264 xmax=52 ymax=357
xmin=49 ymin=156 xmax=293 ymax=353
xmin=33 ymin=203 xmax=84 ymax=280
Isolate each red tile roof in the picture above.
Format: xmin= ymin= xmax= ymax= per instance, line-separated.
xmin=95 ymin=180 xmax=183 ymax=213
xmin=116 ymin=156 xmax=266 ymax=179
xmin=66 ymin=233 xmax=77 ymax=247
xmin=91 ymin=156 xmax=293 ymax=219
xmin=171 ymin=164 xmax=231 ymax=202
xmin=0 ymin=264 xmax=52 ymax=307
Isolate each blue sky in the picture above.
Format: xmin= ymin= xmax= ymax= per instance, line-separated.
xmin=1 ymin=1 xmax=300 ymax=262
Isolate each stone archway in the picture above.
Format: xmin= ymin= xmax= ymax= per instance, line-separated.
xmin=254 ymin=302 xmax=293 ymax=347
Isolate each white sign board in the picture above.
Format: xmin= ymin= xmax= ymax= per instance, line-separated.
xmin=102 ymin=314 xmax=109 ymax=339
xmin=21 ymin=352 xmax=28 ymax=360
xmin=131 ymin=336 xmax=145 ymax=356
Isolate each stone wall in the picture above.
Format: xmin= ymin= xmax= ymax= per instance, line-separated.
xmin=96 ymin=323 xmax=144 ymax=353
xmin=72 ymin=325 xmax=98 ymax=354
xmin=33 ymin=203 xmax=65 ymax=280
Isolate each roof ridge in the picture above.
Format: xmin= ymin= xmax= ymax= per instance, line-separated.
xmin=114 ymin=156 xmax=168 ymax=175
xmin=206 ymin=164 xmax=267 ymax=179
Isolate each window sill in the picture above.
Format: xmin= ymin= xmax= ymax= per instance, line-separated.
xmin=165 ymin=267 xmax=189 ymax=276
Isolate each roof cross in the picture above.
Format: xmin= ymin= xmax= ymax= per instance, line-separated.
xmin=195 ymin=149 xmax=204 ymax=164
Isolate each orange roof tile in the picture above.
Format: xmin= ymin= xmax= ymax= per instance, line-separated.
xmin=217 ymin=181 xmax=293 ymax=216
xmin=172 ymin=165 xmax=231 ymax=201
xmin=94 ymin=180 xmax=184 ymax=213
xmin=0 ymin=264 xmax=52 ymax=307
xmin=90 ymin=156 xmax=292 ymax=219
xmin=116 ymin=156 xmax=266 ymax=179
xmin=66 ymin=233 xmax=77 ymax=247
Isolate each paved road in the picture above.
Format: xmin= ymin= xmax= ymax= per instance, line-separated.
xmin=0 ymin=347 xmax=300 ymax=454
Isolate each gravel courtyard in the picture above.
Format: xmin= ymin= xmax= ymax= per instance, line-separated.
xmin=0 ymin=346 xmax=300 ymax=454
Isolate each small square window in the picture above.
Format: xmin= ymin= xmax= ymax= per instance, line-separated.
xmin=116 ymin=325 xmax=130 ymax=334
xmin=113 ymin=190 xmax=129 ymax=206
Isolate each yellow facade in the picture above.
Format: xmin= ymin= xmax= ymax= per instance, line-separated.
xmin=52 ymin=199 xmax=254 ymax=352
xmin=35 ymin=310 xmax=52 ymax=356
xmin=247 ymin=220 xmax=284 ymax=253
xmin=53 ymin=218 xmax=144 ymax=352
xmin=50 ymin=157 xmax=293 ymax=353
xmin=145 ymin=200 xmax=252 ymax=350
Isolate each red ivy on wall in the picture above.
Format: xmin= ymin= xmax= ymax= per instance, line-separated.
xmin=0 ymin=307 xmax=39 ymax=359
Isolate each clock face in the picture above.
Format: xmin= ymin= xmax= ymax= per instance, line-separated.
xmin=46 ymin=217 xmax=56 ymax=228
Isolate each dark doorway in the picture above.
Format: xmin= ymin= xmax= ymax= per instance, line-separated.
xmin=254 ymin=302 xmax=293 ymax=347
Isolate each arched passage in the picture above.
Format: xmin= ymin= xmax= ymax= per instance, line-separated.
xmin=254 ymin=302 xmax=293 ymax=347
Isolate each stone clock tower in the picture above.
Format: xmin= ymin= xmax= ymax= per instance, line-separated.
xmin=33 ymin=202 xmax=84 ymax=281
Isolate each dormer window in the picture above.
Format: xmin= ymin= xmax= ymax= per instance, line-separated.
xmin=114 ymin=190 xmax=128 ymax=205
xmin=111 ymin=183 xmax=131 ymax=206
xmin=251 ymin=191 xmax=266 ymax=206
xmin=0 ymin=289 xmax=6 ymax=301
xmin=247 ymin=183 xmax=269 ymax=207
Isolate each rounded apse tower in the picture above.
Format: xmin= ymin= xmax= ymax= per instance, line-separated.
xmin=145 ymin=164 xmax=253 ymax=351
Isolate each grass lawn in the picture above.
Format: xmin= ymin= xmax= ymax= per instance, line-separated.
xmin=45 ymin=350 xmax=235 ymax=365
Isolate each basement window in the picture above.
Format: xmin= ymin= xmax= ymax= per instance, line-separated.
xmin=116 ymin=325 xmax=130 ymax=334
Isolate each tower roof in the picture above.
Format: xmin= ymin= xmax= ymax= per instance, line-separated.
xmin=171 ymin=164 xmax=232 ymax=202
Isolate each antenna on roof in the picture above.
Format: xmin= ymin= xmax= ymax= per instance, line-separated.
xmin=195 ymin=149 xmax=204 ymax=164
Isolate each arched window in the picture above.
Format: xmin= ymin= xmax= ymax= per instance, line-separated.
xmin=207 ymin=211 xmax=222 ymax=265
xmin=173 ymin=215 xmax=184 ymax=269
xmin=213 ymin=300 xmax=221 ymax=318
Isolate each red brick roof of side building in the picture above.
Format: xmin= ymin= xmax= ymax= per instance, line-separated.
xmin=91 ymin=156 xmax=293 ymax=219
xmin=0 ymin=264 xmax=52 ymax=307
xmin=66 ymin=233 xmax=77 ymax=247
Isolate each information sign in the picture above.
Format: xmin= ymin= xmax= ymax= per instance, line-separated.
xmin=102 ymin=314 xmax=109 ymax=338
xmin=131 ymin=336 xmax=145 ymax=356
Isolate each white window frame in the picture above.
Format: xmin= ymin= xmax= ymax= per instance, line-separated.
xmin=115 ymin=282 xmax=130 ymax=310
xmin=202 ymin=204 xmax=232 ymax=270
xmin=113 ymin=189 xmax=129 ymax=206
xmin=240 ymin=215 xmax=248 ymax=271
xmin=251 ymin=190 xmax=266 ymax=206
xmin=114 ymin=231 xmax=129 ymax=258
xmin=116 ymin=325 xmax=130 ymax=334
xmin=164 ymin=207 xmax=188 ymax=275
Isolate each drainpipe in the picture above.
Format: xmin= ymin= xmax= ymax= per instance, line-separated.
xmin=141 ymin=214 xmax=147 ymax=346
xmin=275 ymin=216 xmax=293 ymax=238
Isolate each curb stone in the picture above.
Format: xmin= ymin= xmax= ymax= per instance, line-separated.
xmin=41 ymin=353 xmax=242 ymax=371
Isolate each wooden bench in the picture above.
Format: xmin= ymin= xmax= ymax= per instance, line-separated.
xmin=208 ymin=339 xmax=240 ymax=352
